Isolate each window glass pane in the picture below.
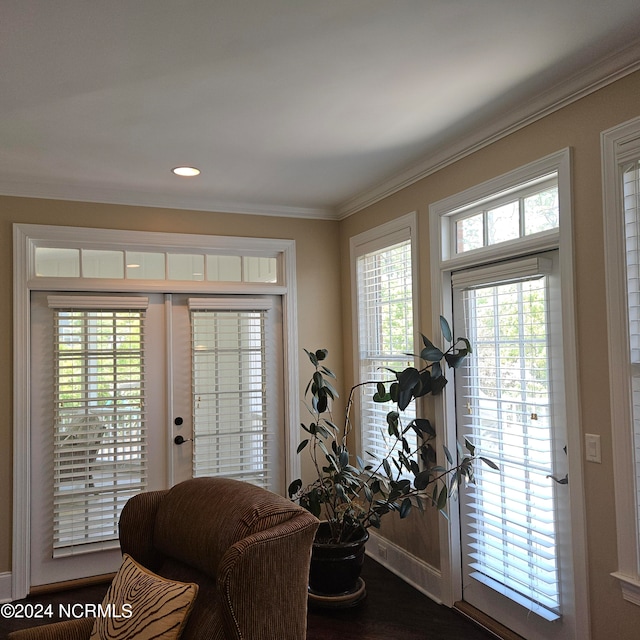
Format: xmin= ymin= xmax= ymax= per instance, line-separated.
xmin=457 ymin=214 xmax=484 ymax=253
xmin=206 ymin=255 xmax=242 ymax=282
xmin=243 ymin=257 xmax=278 ymax=283
xmin=168 ymin=254 xmax=205 ymax=281
xmin=35 ymin=248 xmax=80 ymax=277
xmin=524 ymin=187 xmax=559 ymax=235
xmin=82 ymin=250 xmax=124 ymax=279
xmin=125 ymin=252 xmax=165 ymax=280
xmin=487 ymin=201 xmax=519 ymax=245
xmin=622 ymin=161 xmax=640 ymax=547
xmin=357 ymin=240 xmax=416 ymax=466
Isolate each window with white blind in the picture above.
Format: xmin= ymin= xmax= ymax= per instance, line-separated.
xmin=49 ymin=296 xmax=148 ymax=555
xmin=603 ymin=116 xmax=640 ymax=604
xmin=453 ymin=257 xmax=562 ymax=621
xmin=189 ymin=298 xmax=274 ymax=488
xmin=351 ymin=213 xmax=417 ymax=466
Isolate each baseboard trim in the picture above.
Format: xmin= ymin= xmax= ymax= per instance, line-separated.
xmin=0 ymin=572 xmax=12 ymax=603
xmin=365 ymin=530 xmax=444 ymax=604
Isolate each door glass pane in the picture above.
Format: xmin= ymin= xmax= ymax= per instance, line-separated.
xmin=53 ymin=308 xmax=146 ymax=555
xmin=458 ymin=275 xmax=561 ymax=620
xmin=190 ymin=309 xmax=271 ymax=488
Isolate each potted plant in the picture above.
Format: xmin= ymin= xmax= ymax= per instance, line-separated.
xmin=288 ymin=316 xmax=494 ymax=604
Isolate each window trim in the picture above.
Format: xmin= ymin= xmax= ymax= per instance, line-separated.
xmin=349 ymin=212 xmax=419 ymax=462
xmin=429 ymin=148 xmax=590 ymax=637
xmin=602 ymin=115 xmax=640 ymax=605
xmin=12 ymin=223 xmax=300 ymax=600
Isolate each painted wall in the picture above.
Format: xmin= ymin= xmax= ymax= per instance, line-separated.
xmin=0 ymin=197 xmax=343 ymax=577
xmin=338 ymin=69 xmax=640 ymax=640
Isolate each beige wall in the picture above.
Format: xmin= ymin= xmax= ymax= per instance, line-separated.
xmin=3 ymin=67 xmax=640 ymax=639
xmin=338 ymin=69 xmax=640 ymax=640
xmin=0 ymin=198 xmax=343 ymax=574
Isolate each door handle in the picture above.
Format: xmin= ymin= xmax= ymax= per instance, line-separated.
xmin=174 ymin=435 xmax=192 ymax=445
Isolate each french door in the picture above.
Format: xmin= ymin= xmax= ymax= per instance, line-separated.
xmin=29 ymin=291 xmax=283 ymax=587
xmin=452 ymin=251 xmax=577 ymax=640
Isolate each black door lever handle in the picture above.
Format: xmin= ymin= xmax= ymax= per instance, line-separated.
xmin=174 ymin=435 xmax=192 ymax=445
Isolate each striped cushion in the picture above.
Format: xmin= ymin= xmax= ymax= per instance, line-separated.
xmin=89 ymin=554 xmax=198 ymax=640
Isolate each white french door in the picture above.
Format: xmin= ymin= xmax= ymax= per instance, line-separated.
xmin=29 ymin=292 xmax=283 ymax=587
xmin=453 ymin=251 xmax=577 ymax=640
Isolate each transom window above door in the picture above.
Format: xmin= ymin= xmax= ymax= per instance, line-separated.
xmin=450 ymin=175 xmax=558 ymax=256
xmin=35 ymin=247 xmax=278 ymax=284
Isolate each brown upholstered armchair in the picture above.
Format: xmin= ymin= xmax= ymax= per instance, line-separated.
xmin=9 ymin=477 xmax=319 ymax=640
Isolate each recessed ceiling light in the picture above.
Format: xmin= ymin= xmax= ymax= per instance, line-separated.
xmin=172 ymin=166 xmax=201 ymax=177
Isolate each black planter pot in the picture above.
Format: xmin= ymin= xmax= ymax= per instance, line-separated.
xmin=308 ymin=522 xmax=369 ymax=607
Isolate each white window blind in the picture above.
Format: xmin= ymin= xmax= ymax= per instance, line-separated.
xmin=356 ymin=238 xmax=416 ymax=463
xmin=189 ymin=299 xmax=272 ymax=488
xmin=455 ymin=271 xmax=561 ymax=620
xmin=623 ymin=160 xmax=640 ymax=540
xmin=49 ymin=296 xmax=148 ymax=556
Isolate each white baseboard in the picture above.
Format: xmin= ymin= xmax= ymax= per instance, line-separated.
xmin=365 ymin=530 xmax=444 ymax=604
xmin=0 ymin=572 xmax=12 ymax=603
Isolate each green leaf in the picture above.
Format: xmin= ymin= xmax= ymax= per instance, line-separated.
xmin=296 ymin=439 xmax=309 ymax=453
xmin=431 ymin=374 xmax=448 ymax=395
xmin=373 ymin=390 xmax=392 ymax=403
xmin=464 ymin=438 xmax=475 ymax=455
xmin=457 ymin=337 xmax=472 ymax=354
xmin=445 ymin=352 xmax=468 ymax=369
xmin=420 ymin=343 xmax=444 ymax=362
xmin=315 ymin=349 xmax=328 ymax=361
xmin=443 ymin=445 xmax=453 ymax=465
xmin=437 ymin=486 xmax=448 ymax=510
xmin=320 ymin=365 xmax=336 ymax=379
xmin=287 ymin=478 xmax=302 ymax=497
xmin=304 ymin=348 xmax=318 ymax=367
xmin=413 ymin=418 xmax=436 ymax=437
xmin=480 ymin=456 xmax=499 ymax=470
xmin=440 ymin=316 xmax=452 ymax=342
xmin=414 ymin=469 xmax=431 ymax=490
xmin=400 ymin=497 xmax=412 ymax=518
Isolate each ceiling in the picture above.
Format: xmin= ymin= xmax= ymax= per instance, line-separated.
xmin=2 ymin=1 xmax=640 ymax=220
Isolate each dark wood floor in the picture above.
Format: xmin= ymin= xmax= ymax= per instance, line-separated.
xmin=1 ymin=558 xmax=496 ymax=639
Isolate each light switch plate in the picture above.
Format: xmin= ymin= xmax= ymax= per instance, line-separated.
xmin=585 ymin=433 xmax=601 ymax=463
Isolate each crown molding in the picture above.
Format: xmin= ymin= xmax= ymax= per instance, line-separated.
xmin=0 ymin=179 xmax=338 ymax=221
xmin=337 ymin=39 xmax=640 ymax=219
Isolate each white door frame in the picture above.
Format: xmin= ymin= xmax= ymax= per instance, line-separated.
xmin=428 ymin=149 xmax=590 ymax=638
xmin=12 ymin=223 xmax=300 ymax=599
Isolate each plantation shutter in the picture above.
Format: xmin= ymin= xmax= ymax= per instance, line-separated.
xmin=453 ymin=257 xmax=563 ymax=621
xmin=188 ymin=298 xmax=273 ymax=488
xmin=49 ymin=295 xmax=148 ymax=556
xmin=356 ymin=236 xmax=416 ymax=463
